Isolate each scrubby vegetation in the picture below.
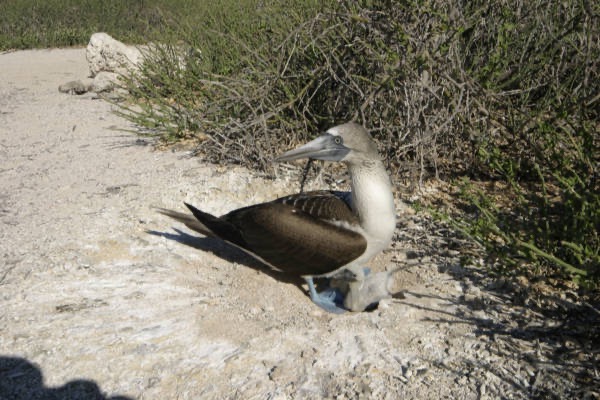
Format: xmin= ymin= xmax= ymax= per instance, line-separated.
xmin=449 ymin=0 xmax=599 ymax=283
xmin=2 ymin=0 xmax=598 ymax=285
xmin=118 ymin=0 xmax=599 ymax=285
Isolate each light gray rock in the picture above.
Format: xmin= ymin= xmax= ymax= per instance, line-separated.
xmin=60 ymin=34 xmax=138 ymax=95
xmin=58 ymin=72 xmax=119 ymax=96
xmin=86 ymin=32 xmax=142 ymax=77
xmin=90 ymin=71 xmax=119 ymax=93
xmin=58 ymin=79 xmax=92 ymax=95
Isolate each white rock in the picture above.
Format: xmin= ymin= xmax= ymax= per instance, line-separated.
xmin=86 ymin=32 xmax=143 ymax=77
xmin=91 ymin=71 xmax=120 ymax=93
xmin=58 ymin=79 xmax=91 ymax=95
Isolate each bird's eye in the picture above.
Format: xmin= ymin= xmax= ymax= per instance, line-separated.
xmin=334 ymin=136 xmax=343 ymax=145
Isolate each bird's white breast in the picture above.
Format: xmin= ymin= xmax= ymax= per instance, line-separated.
xmin=348 ymin=163 xmax=396 ymax=265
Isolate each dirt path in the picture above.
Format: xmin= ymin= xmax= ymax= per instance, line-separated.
xmin=0 ymin=49 xmax=595 ymax=399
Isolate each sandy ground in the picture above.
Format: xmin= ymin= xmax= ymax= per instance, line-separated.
xmin=0 ymin=49 xmax=597 ymax=399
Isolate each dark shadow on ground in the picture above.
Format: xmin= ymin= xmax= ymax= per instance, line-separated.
xmin=149 ymin=227 xmax=386 ymax=312
xmin=0 ymin=356 xmax=132 ymax=400
xmin=105 ymin=134 xmax=155 ymax=150
xmin=147 ymin=228 xmax=307 ymax=289
xmin=392 ymin=211 xmax=600 ymax=399
xmin=401 ymin=285 xmax=599 ymax=399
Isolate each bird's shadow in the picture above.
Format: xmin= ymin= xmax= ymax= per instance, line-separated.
xmin=147 ymin=228 xmax=308 ymax=290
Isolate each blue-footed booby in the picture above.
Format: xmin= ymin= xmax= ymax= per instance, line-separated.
xmin=158 ymin=122 xmax=397 ymax=313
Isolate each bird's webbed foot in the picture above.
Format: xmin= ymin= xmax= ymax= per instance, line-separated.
xmin=304 ymin=268 xmax=380 ymax=314
xmin=305 ymin=277 xmax=346 ymax=314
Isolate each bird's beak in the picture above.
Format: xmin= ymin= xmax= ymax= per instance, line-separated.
xmin=274 ymin=134 xmax=350 ymax=163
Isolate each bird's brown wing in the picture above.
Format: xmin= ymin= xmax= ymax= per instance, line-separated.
xmin=223 ymin=201 xmax=366 ymax=276
xmin=182 ymin=194 xmax=367 ymax=276
xmin=274 ymin=191 xmax=359 ymax=224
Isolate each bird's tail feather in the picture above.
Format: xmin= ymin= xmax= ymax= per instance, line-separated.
xmin=155 ymin=207 xmax=216 ymax=237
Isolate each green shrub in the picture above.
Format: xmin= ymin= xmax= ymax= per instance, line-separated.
xmin=117 ymin=0 xmax=475 ymax=176
xmin=452 ymin=0 xmax=599 ymax=280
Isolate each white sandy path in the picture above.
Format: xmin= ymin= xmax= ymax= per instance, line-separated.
xmin=0 ymin=49 xmax=522 ymax=399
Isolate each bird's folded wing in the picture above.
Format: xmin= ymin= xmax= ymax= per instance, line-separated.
xmin=224 ymin=202 xmax=367 ymax=276
xmin=275 ymin=191 xmax=358 ymax=224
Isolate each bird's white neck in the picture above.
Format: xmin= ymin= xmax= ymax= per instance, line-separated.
xmin=348 ymin=160 xmax=396 ymax=253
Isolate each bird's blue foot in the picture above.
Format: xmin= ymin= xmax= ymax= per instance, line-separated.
xmin=305 ymin=277 xmax=346 ymax=314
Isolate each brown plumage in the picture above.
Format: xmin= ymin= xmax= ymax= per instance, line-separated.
xmin=157 ymin=191 xmax=367 ymax=276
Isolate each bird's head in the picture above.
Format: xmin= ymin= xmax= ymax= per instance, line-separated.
xmin=274 ymin=122 xmax=380 ymax=164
